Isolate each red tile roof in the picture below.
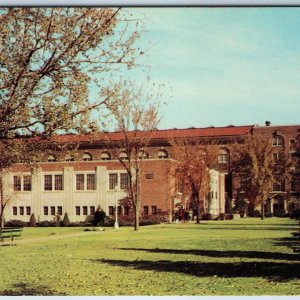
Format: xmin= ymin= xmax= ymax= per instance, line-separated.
xmin=51 ymin=125 xmax=254 ymax=143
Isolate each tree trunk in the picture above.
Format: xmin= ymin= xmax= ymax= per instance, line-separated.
xmin=134 ymin=204 xmax=139 ymax=231
xmin=261 ymin=199 xmax=265 ymax=220
xmin=0 ymin=177 xmax=4 ymax=229
xmin=0 ymin=210 xmax=3 ymax=229
xmin=196 ymin=206 xmax=201 ymax=224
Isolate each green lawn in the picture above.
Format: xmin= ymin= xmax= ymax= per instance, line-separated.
xmin=0 ymin=218 xmax=299 ymax=296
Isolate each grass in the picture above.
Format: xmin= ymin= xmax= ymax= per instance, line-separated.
xmin=0 ymin=217 xmax=299 ymax=296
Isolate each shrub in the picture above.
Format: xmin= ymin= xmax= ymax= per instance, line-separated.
xmin=254 ymin=210 xmax=261 ymax=217
xmin=36 ymin=220 xmax=59 ymax=227
xmin=85 ymin=215 xmax=94 ymax=224
xmin=104 ymin=216 xmax=115 ymax=227
xmin=5 ymin=219 xmax=27 ymax=227
xmin=54 ymin=215 xmax=62 ymax=227
xmin=68 ymin=222 xmax=84 ymax=227
xmin=140 ymin=213 xmax=169 ymax=226
xmin=290 ymin=209 xmax=300 ymax=220
xmin=62 ymin=213 xmax=70 ymax=227
xmin=103 ymin=212 xmax=169 ymax=227
xmin=219 ymin=213 xmax=226 ymax=220
xmin=202 ymin=213 xmax=213 ymax=220
xmin=29 ymin=213 xmax=37 ymax=227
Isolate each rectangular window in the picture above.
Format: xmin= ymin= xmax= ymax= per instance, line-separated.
xmin=146 ymin=173 xmax=154 ymax=180
xmin=120 ymin=173 xmax=129 ymax=190
xmin=13 ymin=206 xmax=17 ymax=215
xmin=76 ymin=174 xmax=85 ymax=191
xmin=144 ymin=206 xmax=149 ymax=216
xmin=273 ymin=180 xmax=285 ymax=192
xmin=83 ymin=206 xmax=88 ymax=215
xmin=19 ymin=207 xmax=24 ymax=215
xmin=124 ymin=206 xmax=129 ymax=216
xmin=75 ymin=206 xmax=80 ymax=215
xmin=109 ymin=206 xmax=114 ymax=216
xmin=13 ymin=176 xmax=21 ymax=191
xmin=44 ymin=175 xmax=53 ymax=191
xmin=26 ymin=206 xmax=31 ymax=216
xmin=291 ymin=176 xmax=300 ymax=192
xmin=43 ymin=206 xmax=48 ymax=216
xmin=90 ymin=206 xmax=95 ymax=215
xmin=109 ymin=173 xmax=118 ymax=190
xmin=87 ymin=174 xmax=96 ymax=190
xmin=272 ymin=153 xmax=279 ymax=163
xmin=218 ymin=154 xmax=228 ymax=164
xmin=50 ymin=206 xmax=55 ymax=216
xmin=151 ymin=206 xmax=157 ymax=215
xmin=23 ymin=175 xmax=32 ymax=191
xmin=55 ymin=175 xmax=63 ymax=191
xmin=57 ymin=206 xmax=62 ymax=216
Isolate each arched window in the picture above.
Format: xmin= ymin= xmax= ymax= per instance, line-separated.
xmin=218 ymin=148 xmax=229 ymax=164
xmin=100 ymin=151 xmax=111 ymax=161
xmin=47 ymin=154 xmax=56 ymax=162
xmin=82 ymin=152 xmax=92 ymax=161
xmin=272 ymin=135 xmax=284 ymax=147
xmin=65 ymin=153 xmax=74 ymax=162
xmin=157 ymin=149 xmax=168 ymax=159
xmin=119 ymin=151 xmax=129 ymax=160
xmin=138 ymin=150 xmax=149 ymax=159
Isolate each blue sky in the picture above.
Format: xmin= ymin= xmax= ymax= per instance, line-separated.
xmin=123 ymin=8 xmax=300 ymax=129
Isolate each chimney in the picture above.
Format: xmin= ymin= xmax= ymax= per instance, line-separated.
xmin=265 ymin=121 xmax=271 ymax=126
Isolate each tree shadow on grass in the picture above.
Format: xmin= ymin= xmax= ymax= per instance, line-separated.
xmin=273 ymin=237 xmax=300 ymax=253
xmin=180 ymin=226 xmax=298 ymax=231
xmin=94 ymin=258 xmax=299 ymax=282
xmin=118 ymin=247 xmax=300 ymax=261
xmin=0 ymin=282 xmax=67 ymax=296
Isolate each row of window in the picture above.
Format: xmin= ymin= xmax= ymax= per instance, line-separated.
xmin=12 ymin=206 xmax=32 ymax=216
xmin=240 ymin=177 xmax=300 ymax=192
xmin=46 ymin=135 xmax=290 ymax=165
xmin=13 ymin=172 xmax=144 ymax=192
xmin=107 ymin=205 xmax=157 ymax=216
xmin=13 ymin=205 xmax=157 ymax=216
xmin=47 ymin=149 xmax=169 ymax=162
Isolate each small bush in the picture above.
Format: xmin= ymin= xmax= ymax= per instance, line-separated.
xmin=36 ymin=220 xmax=59 ymax=227
xmin=54 ymin=215 xmax=61 ymax=227
xmin=68 ymin=222 xmax=84 ymax=227
xmin=202 ymin=213 xmax=213 ymax=220
xmin=29 ymin=213 xmax=37 ymax=227
xmin=254 ymin=210 xmax=261 ymax=217
xmin=104 ymin=217 xmax=115 ymax=227
xmin=140 ymin=213 xmax=169 ymax=226
xmin=85 ymin=215 xmax=94 ymax=224
xmin=5 ymin=219 xmax=27 ymax=227
xmin=103 ymin=213 xmax=169 ymax=227
xmin=219 ymin=213 xmax=226 ymax=220
xmin=290 ymin=209 xmax=300 ymax=220
xmin=62 ymin=213 xmax=70 ymax=227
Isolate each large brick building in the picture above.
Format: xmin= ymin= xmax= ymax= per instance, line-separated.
xmin=2 ymin=122 xmax=300 ymax=223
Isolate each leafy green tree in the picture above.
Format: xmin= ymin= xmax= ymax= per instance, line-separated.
xmin=0 ymin=8 xmax=142 ymax=227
